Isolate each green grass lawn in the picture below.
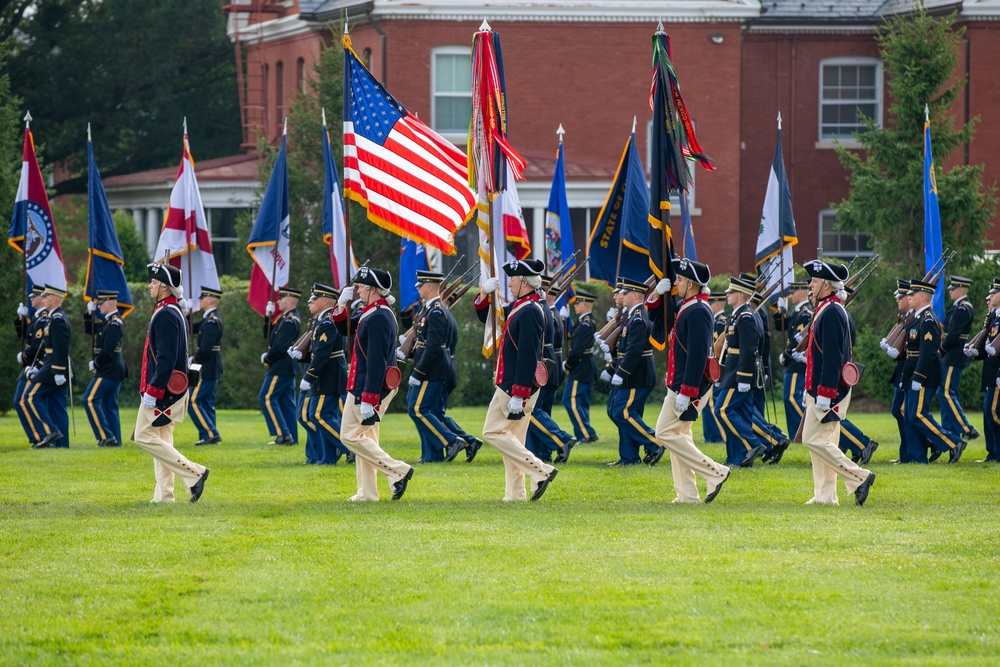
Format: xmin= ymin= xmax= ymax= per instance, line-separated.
xmin=2 ymin=404 xmax=1000 ymax=665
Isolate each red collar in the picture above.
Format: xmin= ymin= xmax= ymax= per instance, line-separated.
xmin=155 ymin=296 xmax=179 ymax=311
xmin=512 ymin=292 xmax=540 ymax=307
xmin=361 ymin=298 xmax=389 ymax=314
xmin=682 ymin=294 xmax=709 ymax=305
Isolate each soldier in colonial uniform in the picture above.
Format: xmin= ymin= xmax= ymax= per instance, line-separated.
xmin=715 ymin=277 xmax=768 ymax=467
xmin=190 ymin=287 xmax=223 ymax=446
xmin=474 ymin=258 xmax=559 ymax=501
xmin=561 ymin=290 xmax=598 ymax=447
xmin=965 ymin=280 xmax=1000 ymax=463
xmin=881 ymin=279 xmax=912 ymax=461
xmin=25 ymin=285 xmax=71 ymax=449
xmin=607 ymin=277 xmax=665 ymax=467
xmin=901 ymin=278 xmax=966 ymax=464
xmin=701 ymin=291 xmax=727 ymax=445
xmin=136 ymin=263 xmax=209 ymax=503
xmin=654 ymin=258 xmax=731 ymax=503
xmin=938 ymin=276 xmax=978 ymax=442
xmin=83 ymin=289 xmax=127 ymax=447
xmin=525 ymin=276 xmax=576 ymax=463
xmin=297 ymin=284 xmax=350 ymax=465
xmin=775 ymin=280 xmax=811 ymax=439
xmin=14 ymin=285 xmax=48 ymax=445
xmin=800 ymin=259 xmax=875 ymax=505
xmin=333 ymin=267 xmax=413 ymax=501
xmin=260 ymin=288 xmax=301 ymax=445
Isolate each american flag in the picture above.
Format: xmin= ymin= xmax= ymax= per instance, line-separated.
xmin=342 ymin=36 xmax=475 ymax=255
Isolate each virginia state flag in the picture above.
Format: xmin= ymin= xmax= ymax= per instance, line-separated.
xmin=587 ymin=132 xmax=651 ymax=286
xmin=85 ymin=137 xmax=133 ymax=317
xmin=399 ymin=237 xmax=429 ymax=315
xmin=322 ymin=119 xmax=355 ymax=290
xmin=924 ymin=108 xmax=944 ymax=320
xmin=8 ymin=125 xmax=67 ymax=294
xmin=246 ymin=133 xmax=290 ymax=318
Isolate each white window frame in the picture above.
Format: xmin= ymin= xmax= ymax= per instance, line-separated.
xmin=819 ymin=209 xmax=873 ymax=259
xmin=817 ymin=57 xmax=883 ymax=149
xmin=431 ymin=46 xmax=472 ymax=141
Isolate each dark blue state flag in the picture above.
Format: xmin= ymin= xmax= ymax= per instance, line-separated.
xmin=85 ymin=136 xmax=133 ymax=317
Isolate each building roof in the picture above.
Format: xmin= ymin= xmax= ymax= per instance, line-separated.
xmin=757 ymin=0 xmax=967 ymax=22
xmin=102 ymin=152 xmax=265 ymax=188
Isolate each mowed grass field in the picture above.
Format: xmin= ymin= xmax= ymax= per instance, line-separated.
xmin=2 ymin=403 xmax=1000 ymax=666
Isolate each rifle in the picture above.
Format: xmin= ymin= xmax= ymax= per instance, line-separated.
xmin=399 ymin=266 xmax=477 ymax=361
xmin=967 ymin=310 xmax=993 ymax=357
xmin=446 ymin=281 xmax=475 ymax=307
xmin=751 ymin=265 xmax=795 ymax=314
xmin=441 ymin=264 xmax=477 ymax=303
xmin=547 ymin=251 xmax=582 ymax=290
xmin=437 ymin=255 xmax=465 ymax=296
xmin=792 ymin=254 xmax=880 ymax=353
xmin=550 ymin=257 xmax=590 ymax=304
xmin=884 ymin=249 xmax=955 ymax=354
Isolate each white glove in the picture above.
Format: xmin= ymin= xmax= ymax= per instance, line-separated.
xmin=408 ymin=375 xmax=421 ymax=387
xmin=655 ymin=278 xmax=671 ymax=295
xmin=778 ymin=352 xmax=786 ymax=365
xmin=597 ymin=339 xmax=610 ymax=354
xmin=265 ymin=301 xmax=275 ymax=316
xmin=886 ymin=347 xmax=900 ymax=360
xmin=398 ymin=334 xmax=407 ymax=345
xmin=141 ymin=392 xmax=157 ymax=409
xmin=795 ymin=331 xmax=806 ymax=344
xmin=88 ymin=360 xmax=95 ymax=372
xmin=559 ymin=305 xmax=569 ymax=320
xmin=26 ymin=368 xmax=38 ymax=381
xmin=287 ymin=348 xmax=303 ymax=360
xmin=816 ymin=395 xmax=832 ymax=411
xmin=17 ymin=303 xmax=29 ymax=317
xmin=54 ymin=374 xmax=66 ymax=386
xmin=188 ymin=356 xmax=194 ymax=365
xmin=996 ymin=377 xmax=1000 ymax=389
xmin=611 ymin=374 xmax=624 ymax=387
xmin=911 ymin=380 xmax=922 ymax=392
xmin=396 ymin=349 xmax=406 ymax=362
xmin=359 ymin=401 xmax=376 ymax=420
xmin=299 ymin=379 xmax=312 ymax=392
xmin=260 ymin=352 xmax=268 ymax=364
xmin=562 ymin=360 xmax=569 ymax=372
xmin=988 ymin=342 xmax=999 ymax=357
xmin=792 ymin=351 xmax=807 ymax=364
xmin=606 ymin=307 xmax=617 ymax=322
xmin=737 ymin=382 xmax=751 ymax=393
xmin=600 ymin=369 xmax=612 ymax=383
xmin=776 ymin=297 xmax=788 ymax=313
xmin=482 ymin=277 xmax=500 ymax=294
xmin=86 ymin=300 xmax=97 ymax=314
xmin=879 ymin=338 xmax=889 ymax=351
xmin=338 ymin=287 xmax=354 ymax=307
xmin=507 ymin=396 xmax=525 ymax=414
xmin=603 ymin=352 xmax=612 ymax=363
xmin=17 ymin=351 xmax=23 ymax=364
xmin=674 ymin=394 xmax=691 ymax=412
xmin=964 ymin=345 xmax=978 ymax=358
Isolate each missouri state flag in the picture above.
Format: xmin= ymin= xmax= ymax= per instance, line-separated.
xmin=8 ymin=123 xmax=67 ymax=294
xmin=246 ymin=132 xmax=291 ymax=318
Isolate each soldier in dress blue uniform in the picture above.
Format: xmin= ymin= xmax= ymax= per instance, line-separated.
xmin=606 ymin=277 xmax=665 ymax=467
xmin=901 ymin=278 xmax=966 ymax=464
xmin=525 ymin=276 xmax=576 ymax=463
xmin=293 ymin=304 xmax=321 ymax=464
xmin=938 ymin=276 xmax=978 ymax=442
xmin=800 ymin=259 xmax=875 ymax=505
xmin=82 ymin=289 xmax=127 ymax=447
xmin=260 ymin=288 xmax=301 ymax=446
xmin=964 ymin=280 xmax=1000 ymax=463
xmin=474 ymin=258 xmax=559 ymax=500
xmin=745 ymin=285 xmax=790 ymax=463
xmin=715 ymin=277 xmax=768 ymax=467
xmin=775 ymin=280 xmax=811 ymax=439
xmin=25 ymin=285 xmax=71 ymax=449
xmin=439 ymin=296 xmax=482 ymax=462
xmin=881 ymin=279 xmax=912 ymax=461
xmin=297 ymin=284 xmax=350 ymax=465
xmin=404 ymin=270 xmax=466 ymax=463
xmin=333 ymin=267 xmax=414 ymax=501
xmin=654 ymin=258 xmax=731 ymax=503
xmin=14 ymin=286 xmax=48 ymax=446
xmin=190 ymin=287 xmax=223 ymax=446
xmin=561 ymin=290 xmax=598 ymax=446
xmin=701 ymin=291 xmax=727 ymax=445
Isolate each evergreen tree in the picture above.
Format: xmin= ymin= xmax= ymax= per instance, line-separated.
xmin=114 ymin=210 xmax=150 ymax=282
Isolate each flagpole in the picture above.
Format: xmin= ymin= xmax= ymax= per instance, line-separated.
xmin=266 ymin=118 xmax=287 ymax=345
xmin=87 ymin=123 xmax=98 ymax=366
xmin=183 ymin=118 xmax=194 ymax=348
xmin=20 ymin=112 xmax=31 ymax=353
xmin=615 ymin=119 xmax=636 ymax=282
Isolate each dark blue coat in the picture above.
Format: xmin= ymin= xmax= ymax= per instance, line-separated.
xmin=980 ymin=310 xmax=1000 ymax=391
xmin=264 ymin=309 xmax=301 ymax=377
xmin=615 ymin=305 xmax=655 ymax=389
xmin=443 ymin=304 xmax=460 ymax=390
xmin=667 ymin=296 xmax=713 ymax=417
xmin=806 ymin=296 xmax=851 ymax=409
xmin=193 ymin=309 xmax=223 ymax=380
xmin=543 ymin=303 xmax=565 ymax=387
xmin=19 ymin=309 xmax=49 ymax=370
xmin=87 ymin=313 xmax=127 ymax=382
xmin=902 ymin=306 xmax=944 ymax=390
xmin=141 ymin=297 xmax=188 ymax=402
xmin=474 ymin=291 xmax=544 ymax=398
xmin=775 ymin=302 xmax=811 ymax=374
xmin=34 ymin=307 xmax=70 ymax=386
xmin=338 ymin=299 xmax=397 ymax=405
xmin=565 ymin=311 xmax=597 ymax=383
xmin=720 ymin=304 xmax=759 ymax=390
xmin=304 ymin=308 xmax=347 ymax=396
xmin=942 ymin=296 xmax=974 ymax=369
xmin=411 ymin=297 xmax=453 ymax=384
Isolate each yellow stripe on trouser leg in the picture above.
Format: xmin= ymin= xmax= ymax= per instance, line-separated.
xmin=789 ymin=373 xmax=804 ymax=417
xmin=569 ymin=381 xmax=587 ymax=435
xmin=85 ymin=377 xmax=106 ymax=440
xmin=190 ymin=380 xmax=212 ymax=437
xmin=263 ymin=375 xmax=281 ymax=435
xmin=314 ymin=395 xmax=341 ymax=439
xmin=719 ymin=389 xmax=753 ymax=451
xmin=941 ymin=367 xmax=964 ymax=426
xmin=916 ymin=387 xmax=954 ymax=449
xmin=624 ymin=389 xmax=659 ymax=444
xmin=415 ymin=382 xmax=447 ymax=445
xmin=20 ymin=381 xmax=41 ymax=440
xmin=841 ymin=426 xmax=864 ymax=450
xmin=25 ymin=383 xmax=51 ymax=436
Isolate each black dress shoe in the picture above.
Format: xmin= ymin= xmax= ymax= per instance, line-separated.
xmin=104 ymin=437 xmax=120 ymax=448
xmin=949 ymin=439 xmax=967 ymax=464
xmin=859 ymin=440 xmax=879 ymax=466
xmin=606 ymin=460 xmax=640 ymax=468
xmin=704 ymin=468 xmax=731 ymax=504
xmin=194 ymin=438 xmax=209 ymax=446
xmin=391 ymin=467 xmax=414 ymax=500
xmin=854 ymin=471 xmax=876 ymax=506
xmin=32 ymin=431 xmax=63 ymax=449
xmin=554 ymin=438 xmax=577 ymax=464
xmin=739 ymin=444 xmax=766 ymax=468
xmin=928 ymin=448 xmax=943 ymax=463
xmin=531 ymin=468 xmax=558 ymax=501
xmin=768 ymin=438 xmax=790 ymax=465
xmin=190 ymin=469 xmax=210 ymax=503
xmin=645 ymin=445 xmax=666 ymax=467
xmin=346 ymin=452 xmax=356 ymax=464
xmin=968 ymin=427 xmax=981 ymax=440
xmin=585 ymin=434 xmax=600 ymax=444
xmin=444 ymin=438 xmax=467 ymax=463
xmin=97 ymin=437 xmax=108 ymax=447
xmin=208 ymin=436 xmax=222 ymax=445
xmin=466 ymin=437 xmax=483 ymax=462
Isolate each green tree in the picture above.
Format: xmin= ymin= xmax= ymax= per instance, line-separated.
xmin=113 ymin=210 xmax=150 ymax=282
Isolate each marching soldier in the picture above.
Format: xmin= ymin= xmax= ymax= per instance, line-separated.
xmin=14 ymin=286 xmax=48 ymax=445
xmin=747 ymin=286 xmax=790 ymax=463
xmin=333 ymin=267 xmax=414 ymax=501
xmin=775 ymin=280 xmax=811 ymax=439
xmin=901 ymin=278 xmax=966 ymax=464
xmin=882 ymin=280 xmax=912 ymax=461
xmin=800 ymin=259 xmax=875 ymax=505
xmin=260 ymin=288 xmax=301 ymax=446
xmin=474 ymin=258 xmax=559 ymax=501
xmin=938 ymin=276 xmax=978 ymax=442
xmin=654 ymin=258 xmax=731 ymax=504
xmin=83 ymin=290 xmax=127 ymax=447
xmin=561 ymin=290 xmax=598 ymax=446
xmin=439 ymin=296 xmax=482 ymax=462
xmin=25 ymin=285 xmax=71 ymax=449
xmin=404 ymin=270 xmax=466 ymax=463
xmin=297 ymin=284 xmax=350 ymax=465
xmin=608 ymin=277 xmax=665 ymax=467
xmin=715 ymin=277 xmax=768 ymax=467
xmin=836 ymin=286 xmax=878 ymax=465
xmin=294 ymin=307 xmax=322 ymax=464
xmin=701 ymin=291 xmax=727 ymax=444
xmin=965 ymin=280 xmax=1000 ymax=463
xmin=190 ymin=287 xmax=223 ymax=446
xmin=135 ymin=263 xmax=209 ymax=503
